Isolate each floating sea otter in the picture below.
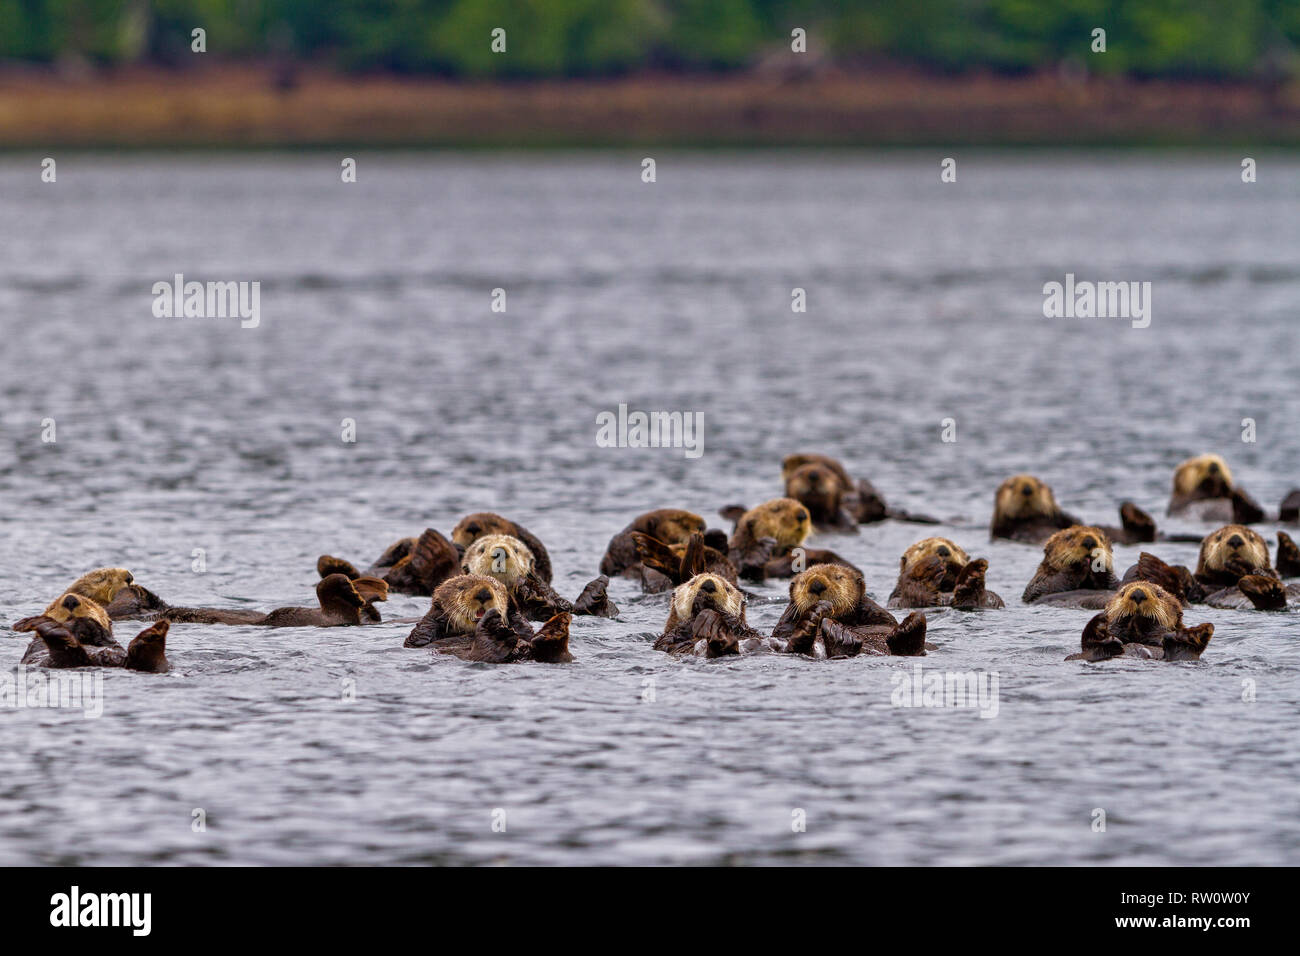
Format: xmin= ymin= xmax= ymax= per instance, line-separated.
xmin=1021 ymin=526 xmax=1120 ymax=607
xmin=461 ymin=533 xmax=616 ymax=619
xmin=318 ymin=528 xmax=461 ymax=597
xmin=599 ymin=509 xmax=709 ymax=578
xmin=770 ymin=564 xmax=929 ymax=658
xmin=887 ymin=537 xmax=1004 ymax=609
xmin=632 ymin=530 xmax=737 ymax=590
xmin=718 ymin=497 xmax=859 ymax=581
xmin=1130 ymin=526 xmax=1300 ymax=611
xmin=653 ymin=572 xmax=768 ymax=658
xmin=780 ymin=453 xmax=939 ymax=529
xmin=1067 ymin=583 xmax=1213 ymax=662
xmin=990 ymin=475 xmax=1154 ymax=545
xmin=404 ymin=574 xmax=572 ymax=662
xmin=27 ymin=618 xmax=171 ymax=672
xmin=1166 ymin=454 xmax=1265 ymax=524
xmin=14 ymin=592 xmax=120 ymax=666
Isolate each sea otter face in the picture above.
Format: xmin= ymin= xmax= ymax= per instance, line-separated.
xmin=452 ymin=513 xmax=516 ymax=549
xmin=993 ymin=474 xmax=1058 ymax=521
xmin=789 ymin=563 xmax=865 ymax=617
xmin=785 ymin=463 xmax=844 ymax=517
xmin=1043 ymin=526 xmax=1113 ymax=573
xmin=733 ymin=498 xmax=811 ymax=551
xmin=461 ymin=533 xmax=535 ymax=586
xmin=434 ymin=574 xmax=510 ymax=633
xmin=671 ymin=572 xmax=744 ymax=623
xmin=780 ymin=453 xmax=852 ymax=489
xmin=1197 ymin=525 xmax=1269 ymax=575
xmin=638 ymin=509 xmax=706 ymax=545
xmin=67 ymin=567 xmax=135 ymax=606
xmin=1107 ymin=582 xmax=1182 ymax=634
xmin=899 ymin=537 xmax=969 ymax=589
xmin=1172 ymin=454 xmax=1234 ymax=501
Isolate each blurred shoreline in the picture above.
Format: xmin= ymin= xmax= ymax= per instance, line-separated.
xmin=4 ymin=62 xmax=1300 ymax=148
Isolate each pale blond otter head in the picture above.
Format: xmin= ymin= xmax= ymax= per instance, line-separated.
xmin=66 ymin=568 xmax=135 ymax=606
xmin=41 ymin=592 xmax=112 ymax=631
xmin=667 ymin=572 xmax=745 ymax=630
xmin=461 ymin=534 xmax=535 ymax=587
xmin=1172 ymin=454 xmax=1234 ymax=500
xmin=433 ymin=574 xmax=510 ymax=634
xmin=780 ymin=453 xmax=852 ymax=490
xmin=731 ymin=498 xmax=811 ymax=551
xmin=1106 ymin=582 xmax=1183 ymax=632
xmin=451 ymin=513 xmax=517 ymax=549
xmin=1042 ymin=526 xmax=1113 ymax=573
xmin=993 ymin=474 xmax=1059 ymax=522
xmin=1196 ymin=524 xmax=1269 ymax=576
xmin=789 ymin=563 xmax=865 ymax=618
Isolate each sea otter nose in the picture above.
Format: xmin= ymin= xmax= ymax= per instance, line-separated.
xmin=700 ymin=579 xmax=717 ymax=593
xmin=1131 ymin=588 xmax=1147 ymax=604
xmin=474 ymin=588 xmax=491 ymax=603
xmin=936 ymin=545 xmax=950 ymax=557
xmin=1081 ymin=536 xmax=1097 ymax=551
xmin=1228 ymin=534 xmax=1244 ymax=549
xmin=1021 ymin=485 xmax=1033 ymax=497
xmin=62 ymin=595 xmax=79 ymax=611
xmin=1208 ymin=461 xmax=1220 ymax=474
xmin=809 ymin=579 xmax=827 ymax=595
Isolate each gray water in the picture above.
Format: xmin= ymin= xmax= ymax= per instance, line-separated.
xmin=1 ymin=153 xmax=1297 ymax=865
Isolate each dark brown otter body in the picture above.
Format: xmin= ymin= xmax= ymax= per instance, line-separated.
xmin=27 ymin=618 xmax=170 ymax=671
xmin=599 ymin=509 xmax=709 ymax=580
xmin=319 ymin=527 xmax=461 ymax=597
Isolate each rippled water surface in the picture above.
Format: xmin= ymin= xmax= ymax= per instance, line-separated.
xmin=1 ymin=153 xmax=1298 ymax=865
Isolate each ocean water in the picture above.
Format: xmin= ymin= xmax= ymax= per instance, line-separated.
xmin=0 ymin=152 xmax=1297 ymax=865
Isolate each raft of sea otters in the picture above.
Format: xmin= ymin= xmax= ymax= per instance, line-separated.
xmin=11 ymin=453 xmax=1300 ymax=671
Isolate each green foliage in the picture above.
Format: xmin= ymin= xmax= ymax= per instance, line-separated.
xmin=0 ymin=0 xmax=1295 ymax=79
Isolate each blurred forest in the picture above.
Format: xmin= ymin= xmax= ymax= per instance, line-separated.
xmin=1 ymin=0 xmax=1296 ymax=80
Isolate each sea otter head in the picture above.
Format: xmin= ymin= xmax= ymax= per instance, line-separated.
xmin=670 ymin=572 xmax=745 ymax=625
xmin=67 ymin=567 xmax=136 ymax=606
xmin=784 ymin=462 xmax=844 ymax=521
xmin=899 ymin=537 xmax=970 ymax=590
xmin=993 ymin=474 xmax=1059 ymax=522
xmin=461 ymin=533 xmax=535 ymax=587
xmin=451 ymin=512 xmax=516 ymax=549
xmin=434 ymin=574 xmax=510 ymax=633
xmin=1196 ymin=524 xmax=1269 ymax=576
xmin=780 ymin=453 xmax=852 ymax=490
xmin=1172 ymin=454 xmax=1234 ymax=502
xmin=635 ymin=508 xmax=706 ymax=545
xmin=789 ymin=563 xmax=865 ymax=618
xmin=1042 ymin=525 xmax=1113 ymax=574
xmin=1106 ymin=582 xmax=1183 ymax=640
xmin=42 ymin=592 xmax=113 ymax=631
xmin=732 ymin=497 xmax=811 ymax=552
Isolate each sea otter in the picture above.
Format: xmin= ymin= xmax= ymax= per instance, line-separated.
xmin=13 ymin=592 xmax=121 ymax=666
xmin=632 ymin=530 xmax=738 ymax=590
xmin=720 ymin=497 xmax=858 ymax=581
xmin=1021 ymin=526 xmax=1119 ymax=607
xmin=781 ymin=453 xmax=937 ymax=526
xmin=52 ymin=566 xmax=170 ymax=621
xmin=404 ymin=574 xmax=572 ymax=662
xmin=460 ymin=533 xmax=616 ymax=619
xmin=317 ymin=527 xmax=461 ymax=596
xmin=25 ymin=618 xmax=171 ymax=671
xmin=452 ymin=513 xmax=554 ymax=584
xmin=887 ymin=537 xmax=1004 ymax=609
xmin=1166 ymin=454 xmax=1264 ymax=524
xmin=654 ymin=572 xmax=768 ymax=658
xmin=146 ymin=574 xmax=372 ymax=626
xmin=1066 ymin=583 xmax=1214 ymax=662
xmin=990 ymin=475 xmax=1082 ymax=543
xmin=1191 ymin=525 xmax=1299 ymax=610
xmin=770 ymin=563 xmax=929 ymax=658
xmin=599 ymin=509 xmax=710 ymax=579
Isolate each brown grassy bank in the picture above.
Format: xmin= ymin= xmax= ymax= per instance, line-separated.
xmin=3 ymin=63 xmax=1299 ymax=148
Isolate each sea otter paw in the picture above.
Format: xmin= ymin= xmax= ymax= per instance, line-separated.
xmin=885 ymin=612 xmax=927 ymax=657
xmin=785 ymin=600 xmax=831 ymax=655
xmin=529 ymin=612 xmax=573 ymax=663
xmin=691 ymin=609 xmax=739 ymax=658
xmin=1277 ymin=531 xmax=1300 ymax=578
xmin=1119 ymin=501 xmax=1157 ymax=542
xmin=950 ymin=558 xmax=990 ymax=608
xmin=1230 ymin=488 xmax=1266 ymax=525
xmin=1163 ymin=623 xmax=1213 ymax=662
xmin=572 ymin=575 xmax=617 ymax=617
xmin=1238 ymin=575 xmax=1287 ymax=611
xmin=819 ymin=619 xmax=862 ymax=658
